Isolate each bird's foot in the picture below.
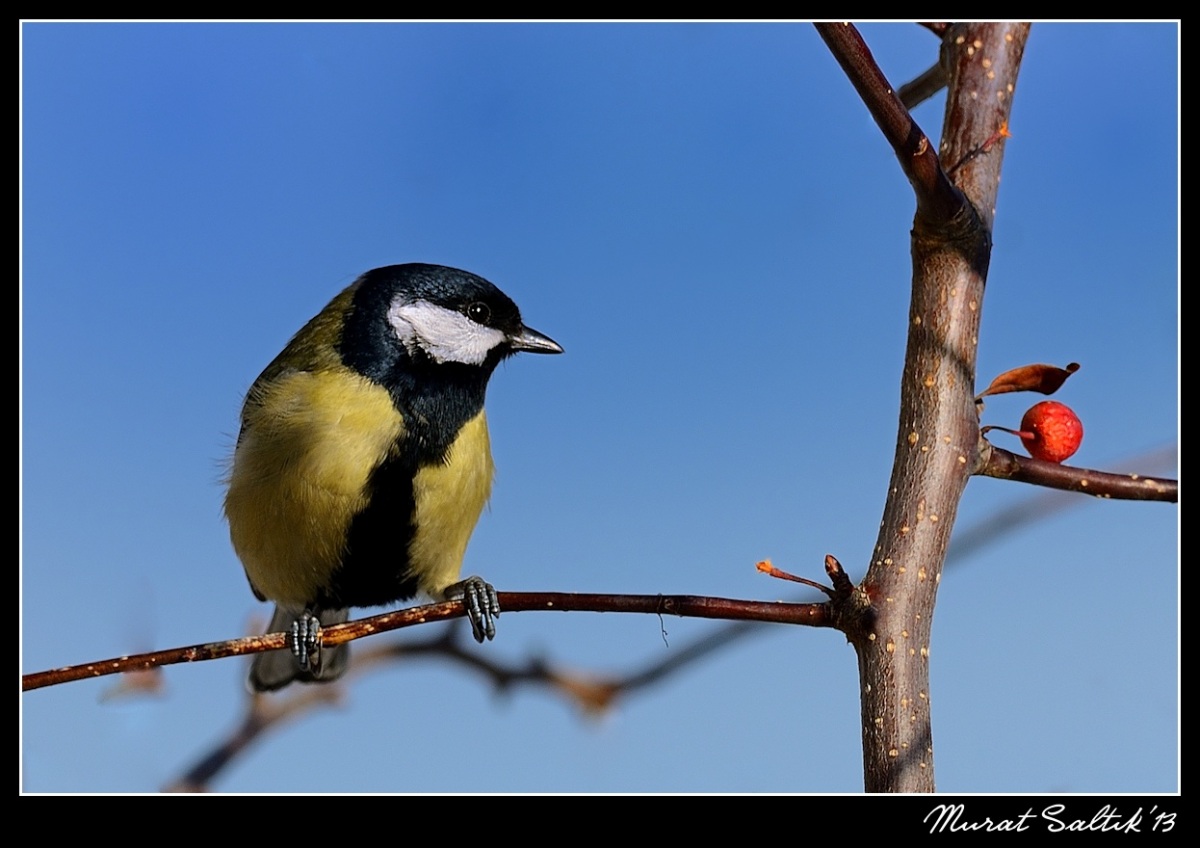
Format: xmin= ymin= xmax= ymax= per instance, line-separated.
xmin=290 ymin=610 xmax=323 ymax=672
xmin=445 ymin=576 xmax=500 ymax=643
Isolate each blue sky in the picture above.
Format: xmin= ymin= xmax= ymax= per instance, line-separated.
xmin=21 ymin=22 xmax=1178 ymax=793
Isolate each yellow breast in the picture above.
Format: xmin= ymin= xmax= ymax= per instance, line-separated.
xmin=407 ymin=410 xmax=494 ymax=598
xmin=225 ymin=368 xmax=404 ymax=605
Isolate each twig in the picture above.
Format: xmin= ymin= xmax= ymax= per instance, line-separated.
xmin=976 ymin=442 xmax=1177 ymax=501
xmin=814 ymin=22 xmax=967 ymax=225
xmin=22 ymin=592 xmax=834 ymax=692
xmin=898 ymin=62 xmax=947 ymax=110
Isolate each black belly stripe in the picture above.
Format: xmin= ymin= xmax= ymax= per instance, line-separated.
xmin=326 ymin=303 xmax=494 ymax=610
xmin=321 ymin=447 xmax=422 ymax=609
xmin=320 ymin=385 xmax=486 ymax=610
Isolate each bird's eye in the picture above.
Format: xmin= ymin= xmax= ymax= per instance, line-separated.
xmin=466 ymin=302 xmax=492 ymax=325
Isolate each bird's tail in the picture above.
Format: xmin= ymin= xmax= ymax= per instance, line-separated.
xmin=248 ymin=605 xmax=351 ymax=692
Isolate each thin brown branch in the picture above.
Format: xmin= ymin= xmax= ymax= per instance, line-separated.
xmin=952 ymin=446 xmax=1177 ymax=560
xmin=358 ymin=629 xmax=629 ymax=715
xmin=898 ymin=61 xmax=947 ymax=110
xmin=162 ymin=568 xmax=873 ymax=790
xmin=976 ymin=441 xmax=1178 ymax=501
xmin=23 ymin=634 xmax=286 ymax=693
xmin=22 ymin=591 xmax=834 ymax=692
xmin=611 ymin=621 xmax=760 ymax=699
xmin=165 ymin=684 xmax=344 ymax=792
xmin=165 ymin=625 xmax=638 ymax=791
xmin=814 ymin=22 xmax=966 ymax=225
xmin=167 ymin=626 xmax=578 ymax=791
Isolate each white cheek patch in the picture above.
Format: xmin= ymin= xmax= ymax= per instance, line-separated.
xmin=387 ymin=300 xmax=508 ymax=365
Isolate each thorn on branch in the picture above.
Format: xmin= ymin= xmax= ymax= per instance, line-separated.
xmin=756 ymin=559 xmax=835 ymax=597
xmin=981 ymin=121 xmax=1013 ymax=152
xmin=947 ymin=121 xmax=1013 ymax=175
xmin=757 ymin=555 xmax=860 ymax=620
xmin=824 ymin=555 xmax=856 ymax=601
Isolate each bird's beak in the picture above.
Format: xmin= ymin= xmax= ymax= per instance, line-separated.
xmin=510 ymin=325 xmax=563 ymax=355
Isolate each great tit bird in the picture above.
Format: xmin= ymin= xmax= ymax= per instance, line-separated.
xmin=224 ymin=263 xmax=562 ymax=691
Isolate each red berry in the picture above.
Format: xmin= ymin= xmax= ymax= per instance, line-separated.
xmin=1020 ymin=401 xmax=1083 ymax=463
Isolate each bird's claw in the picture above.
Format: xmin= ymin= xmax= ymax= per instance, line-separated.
xmin=447 ymin=576 xmax=500 ymax=643
xmin=290 ymin=611 xmax=323 ymax=672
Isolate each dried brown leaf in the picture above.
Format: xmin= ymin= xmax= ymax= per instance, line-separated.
xmin=977 ymin=362 xmax=1080 ymax=398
